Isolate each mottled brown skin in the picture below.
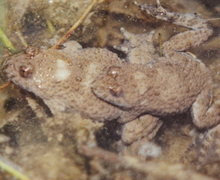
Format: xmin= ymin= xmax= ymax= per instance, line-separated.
xmin=92 ymin=2 xmax=220 ymax=130
xmin=2 ymin=42 xmax=122 ymax=121
xmin=121 ymin=114 xmax=162 ymax=144
xmin=92 ymin=53 xmax=214 ymax=126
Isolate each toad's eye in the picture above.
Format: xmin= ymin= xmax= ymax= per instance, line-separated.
xmin=19 ymin=66 xmax=32 ymax=78
xmin=107 ymin=66 xmax=121 ymax=78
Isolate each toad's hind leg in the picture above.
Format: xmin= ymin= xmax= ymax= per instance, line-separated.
xmin=192 ymin=84 xmax=220 ymax=129
xmin=121 ymin=114 xmax=162 ymax=144
xmin=135 ymin=1 xmax=213 ymax=57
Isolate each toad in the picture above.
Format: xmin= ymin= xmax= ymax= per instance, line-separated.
xmin=1 ymin=1 xmax=219 ymax=146
xmin=92 ymin=1 xmax=220 ymax=132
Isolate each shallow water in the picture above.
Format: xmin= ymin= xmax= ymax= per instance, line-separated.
xmin=0 ymin=0 xmax=220 ymax=179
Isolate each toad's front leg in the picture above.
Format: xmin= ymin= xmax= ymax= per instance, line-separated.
xmin=135 ymin=1 xmax=213 ymax=57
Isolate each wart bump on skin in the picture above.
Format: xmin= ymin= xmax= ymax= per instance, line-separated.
xmin=55 ymin=59 xmax=71 ymax=82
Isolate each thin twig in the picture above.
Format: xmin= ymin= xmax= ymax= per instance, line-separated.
xmin=51 ymin=0 xmax=98 ymax=49
xmin=16 ymin=29 xmax=28 ymax=48
xmin=0 ymin=81 xmax=11 ymax=90
xmin=158 ymin=33 xmax=163 ymax=56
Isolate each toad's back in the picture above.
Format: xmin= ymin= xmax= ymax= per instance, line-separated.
xmin=141 ymin=54 xmax=212 ymax=115
xmin=92 ymin=53 xmax=212 ymax=121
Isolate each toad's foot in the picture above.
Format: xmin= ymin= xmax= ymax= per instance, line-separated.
xmin=114 ymin=28 xmax=158 ymax=64
xmin=135 ymin=1 xmax=213 ymax=57
xmin=188 ymin=124 xmax=220 ymax=166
